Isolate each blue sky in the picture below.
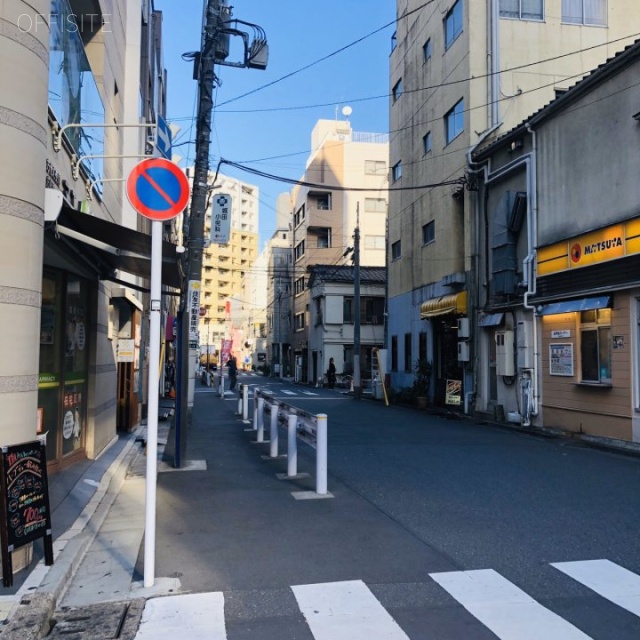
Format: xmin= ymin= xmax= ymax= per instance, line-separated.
xmin=158 ymin=0 xmax=395 ymax=247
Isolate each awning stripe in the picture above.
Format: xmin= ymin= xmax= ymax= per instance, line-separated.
xmin=420 ymin=291 xmax=467 ymax=318
xmin=536 ymin=295 xmax=611 ymax=316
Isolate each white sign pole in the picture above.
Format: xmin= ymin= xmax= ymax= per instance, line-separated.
xmin=143 ymin=220 xmax=163 ymax=588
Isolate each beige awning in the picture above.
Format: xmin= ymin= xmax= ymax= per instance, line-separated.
xmin=420 ymin=291 xmax=467 ymax=318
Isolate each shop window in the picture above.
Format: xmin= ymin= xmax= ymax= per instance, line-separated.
xmin=580 ymin=308 xmax=611 ymax=382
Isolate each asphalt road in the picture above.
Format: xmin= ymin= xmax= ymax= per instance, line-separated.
xmin=145 ymin=374 xmax=640 ymax=639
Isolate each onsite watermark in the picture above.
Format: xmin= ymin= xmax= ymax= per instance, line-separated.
xmin=17 ymin=13 xmax=111 ymax=33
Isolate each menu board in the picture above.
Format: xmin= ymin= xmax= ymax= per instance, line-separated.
xmin=0 ymin=440 xmax=53 ymax=587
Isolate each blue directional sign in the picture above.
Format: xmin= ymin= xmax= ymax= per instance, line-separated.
xmin=156 ymin=115 xmax=172 ymax=160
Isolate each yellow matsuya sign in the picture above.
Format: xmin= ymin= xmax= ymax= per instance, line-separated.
xmin=538 ymin=219 xmax=640 ymax=276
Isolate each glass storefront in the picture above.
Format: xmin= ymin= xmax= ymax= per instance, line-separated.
xmin=38 ymin=270 xmax=89 ymax=468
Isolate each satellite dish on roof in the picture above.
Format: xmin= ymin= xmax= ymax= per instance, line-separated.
xmin=342 ymin=106 xmax=352 ymax=119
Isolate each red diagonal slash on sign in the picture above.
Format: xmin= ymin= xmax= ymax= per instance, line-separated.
xmin=126 ymin=157 xmax=190 ymax=221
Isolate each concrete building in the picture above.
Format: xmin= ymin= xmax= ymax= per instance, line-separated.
xmin=471 ymin=39 xmax=640 ymax=443
xmin=287 ymin=118 xmax=388 ymax=384
xmin=307 ymin=265 xmax=386 ymax=387
xmin=199 ymin=174 xmax=259 ymax=368
xmin=0 ymin=0 xmax=175 ymax=479
xmin=388 ymin=0 xmax=640 ymax=407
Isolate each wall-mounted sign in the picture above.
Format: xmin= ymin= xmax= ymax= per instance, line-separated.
xmin=551 ymin=330 xmax=571 ymax=339
xmin=613 ymin=335 xmax=625 ymax=349
xmin=210 ymin=194 xmax=232 ymax=244
xmin=445 ymin=379 xmax=462 ymax=405
xmin=117 ymin=338 xmax=135 ymax=363
xmin=538 ymin=218 xmax=640 ymax=276
xmin=549 ymin=343 xmax=574 ymax=376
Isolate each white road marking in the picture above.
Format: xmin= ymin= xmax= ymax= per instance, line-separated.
xmin=135 ymin=593 xmax=226 ymax=640
xmin=552 ymin=559 xmax=640 ymax=617
xmin=301 ymin=391 xmax=319 ymax=396
xmin=281 ymin=390 xmax=296 ymax=395
xmin=291 ymin=580 xmax=410 ymax=640
xmin=430 ymin=569 xmax=592 ymax=640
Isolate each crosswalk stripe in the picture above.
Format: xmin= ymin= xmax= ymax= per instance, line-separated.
xmin=135 ymin=593 xmax=227 ymax=640
xmin=301 ymin=391 xmax=318 ymax=395
xmin=291 ymin=580 xmax=410 ymax=640
xmin=552 ymin=559 xmax=640 ymax=617
xmin=281 ymin=390 xmax=296 ymax=395
xmin=430 ymin=569 xmax=592 ymax=640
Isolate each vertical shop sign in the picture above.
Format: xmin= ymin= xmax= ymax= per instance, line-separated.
xmin=210 ymin=194 xmax=232 ymax=244
xmin=188 ymin=280 xmax=201 ymax=349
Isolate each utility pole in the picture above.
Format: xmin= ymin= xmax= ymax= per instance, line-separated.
xmin=353 ymin=204 xmax=361 ymax=400
xmin=177 ymin=0 xmax=268 ymax=463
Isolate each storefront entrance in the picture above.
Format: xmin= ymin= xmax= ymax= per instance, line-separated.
xmin=432 ymin=316 xmax=464 ymax=407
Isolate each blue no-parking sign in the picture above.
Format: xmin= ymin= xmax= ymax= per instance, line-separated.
xmin=126 ymin=158 xmax=190 ymax=221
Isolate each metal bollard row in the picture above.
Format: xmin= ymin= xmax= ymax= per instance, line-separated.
xmin=250 ymin=388 xmax=328 ymax=496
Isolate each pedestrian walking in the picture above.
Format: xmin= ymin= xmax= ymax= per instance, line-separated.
xmin=228 ymin=355 xmax=238 ymax=391
xmin=327 ymin=357 xmax=336 ymax=389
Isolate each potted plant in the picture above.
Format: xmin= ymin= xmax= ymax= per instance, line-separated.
xmin=413 ymin=358 xmax=432 ymax=409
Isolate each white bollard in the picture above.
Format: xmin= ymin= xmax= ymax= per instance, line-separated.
xmin=242 ymin=385 xmax=249 ymax=420
xmin=287 ymin=413 xmax=298 ymax=477
xmin=315 ymin=414 xmax=328 ymax=495
xmin=269 ymin=402 xmax=279 ymax=458
xmin=218 ymin=375 xmax=225 ymax=398
xmin=256 ymin=396 xmax=265 ymax=442
xmin=253 ymin=388 xmax=259 ymax=431
xmin=237 ymin=384 xmax=243 ymax=415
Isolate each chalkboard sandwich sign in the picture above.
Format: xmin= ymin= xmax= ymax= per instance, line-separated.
xmin=0 ymin=438 xmax=54 ymax=587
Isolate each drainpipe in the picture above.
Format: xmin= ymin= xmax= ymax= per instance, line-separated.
xmin=522 ymin=124 xmax=540 ymax=419
xmin=488 ymin=0 xmax=501 ymax=129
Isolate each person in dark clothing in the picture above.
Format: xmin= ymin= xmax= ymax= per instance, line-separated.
xmin=228 ymin=355 xmax=238 ymax=391
xmin=327 ymin=357 xmax=337 ymax=389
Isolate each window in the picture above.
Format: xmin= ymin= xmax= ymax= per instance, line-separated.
xmin=445 ymin=0 xmax=463 ymax=49
xmin=423 ymin=131 xmax=432 ymax=155
xmin=580 ymin=308 xmax=611 ymax=382
xmin=315 ymin=193 xmax=331 ymax=210
xmin=294 ymin=277 xmax=305 ymax=295
xmin=419 ymin=332 xmax=427 ymax=362
xmin=365 ymin=160 xmax=387 ymax=175
xmin=315 ymin=298 xmax=323 ymax=326
xmin=392 ymin=161 xmax=402 ymax=181
xmin=404 ymin=333 xmax=413 ymax=372
xmin=294 ymin=240 xmax=305 ymax=261
xmin=423 ymin=38 xmax=431 ymax=62
xmin=392 ymin=78 xmax=403 ymax=102
xmin=365 ymin=198 xmax=387 ymax=213
xmin=343 ymin=297 xmax=385 ymax=324
xmin=500 ymin=0 xmax=543 ymax=20
xmin=364 ymin=235 xmax=385 ymax=250
xmin=294 ymin=312 xmax=305 ymax=331
xmin=315 ymin=228 xmax=331 ymax=248
xmin=343 ymin=297 xmax=353 ymax=323
xmin=391 ymin=336 xmax=398 ymax=371
xmin=294 ymin=204 xmax=305 ymax=227
xmin=422 ymin=221 xmax=435 ymax=244
xmin=562 ymin=0 xmax=606 ymax=25
xmin=391 ymin=240 xmax=401 ymax=260
xmin=445 ymin=99 xmax=464 ymax=144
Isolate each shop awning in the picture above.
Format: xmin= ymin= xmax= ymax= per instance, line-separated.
xmin=536 ymin=295 xmax=611 ymax=316
xmin=50 ymin=206 xmax=183 ymax=290
xmin=420 ymin=291 xmax=467 ymax=318
xmin=477 ymin=312 xmax=504 ymax=327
